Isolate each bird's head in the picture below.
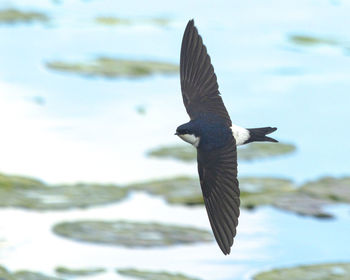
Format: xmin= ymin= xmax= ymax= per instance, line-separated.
xmin=175 ymin=122 xmax=200 ymax=147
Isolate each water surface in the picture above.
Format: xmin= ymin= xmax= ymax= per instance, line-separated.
xmin=0 ymin=0 xmax=350 ymax=279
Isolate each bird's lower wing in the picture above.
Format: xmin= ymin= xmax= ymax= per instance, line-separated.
xmin=197 ymin=135 xmax=240 ymax=255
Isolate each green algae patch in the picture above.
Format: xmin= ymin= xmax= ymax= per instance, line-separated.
xmin=127 ymin=176 xmax=203 ymax=205
xmin=240 ymin=177 xmax=335 ymax=218
xmin=117 ymin=268 xmax=201 ymax=280
xmin=0 ymin=173 xmax=127 ymax=210
xmin=239 ymin=177 xmax=295 ymax=209
xmin=271 ymin=193 xmax=333 ymax=218
xmin=147 ymin=142 xmax=295 ymax=163
xmin=0 ymin=9 xmax=49 ymax=25
xmin=46 ymin=57 xmax=178 ymax=79
xmin=254 ymin=263 xmax=350 ymax=280
xmin=14 ymin=271 xmax=63 ymax=280
xmin=147 ymin=17 xmax=171 ymax=26
xmin=52 ymin=220 xmax=212 ymax=247
xmin=238 ymin=142 xmax=296 ymax=161
xmin=136 ymin=105 xmax=147 ymax=115
xmin=0 ymin=173 xmax=45 ymax=190
xmin=240 ymin=177 xmax=294 ymax=193
xmin=0 ymin=265 xmax=14 ymax=280
xmin=95 ymin=16 xmax=171 ymax=27
xmin=299 ymin=177 xmax=350 ymax=203
xmin=127 ymin=176 xmax=294 ymax=208
xmin=95 ymin=17 xmax=131 ymax=26
xmin=55 ymin=266 xmax=105 ymax=277
xmin=289 ymin=34 xmax=338 ymax=47
xmin=289 ymin=34 xmax=350 ymax=55
xmin=0 ymin=266 xmax=63 ymax=280
xmin=147 ymin=145 xmax=196 ymax=162
xmin=127 ymin=175 xmax=347 ymax=218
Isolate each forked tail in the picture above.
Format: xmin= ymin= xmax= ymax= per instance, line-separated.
xmin=246 ymin=127 xmax=278 ymax=144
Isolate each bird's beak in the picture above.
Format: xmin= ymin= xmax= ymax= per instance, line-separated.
xmin=175 ymin=132 xmax=179 ymax=135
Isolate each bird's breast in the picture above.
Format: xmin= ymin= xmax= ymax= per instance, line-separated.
xmin=178 ymin=134 xmax=200 ymax=148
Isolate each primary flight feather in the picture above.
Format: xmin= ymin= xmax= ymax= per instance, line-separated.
xmin=175 ymin=20 xmax=278 ymax=255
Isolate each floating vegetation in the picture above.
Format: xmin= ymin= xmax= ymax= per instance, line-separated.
xmin=239 ymin=177 xmax=295 ymax=209
xmin=0 ymin=173 xmax=44 ymax=190
xmin=238 ymin=142 xmax=296 ymax=161
xmin=288 ymin=34 xmax=350 ymax=55
xmin=241 ymin=176 xmax=350 ymax=217
xmin=14 ymin=271 xmax=63 ymax=280
xmin=254 ymin=262 xmax=350 ymax=280
xmin=127 ymin=176 xmax=296 ymax=208
xmin=272 ymin=193 xmax=333 ymax=218
xmin=136 ymin=105 xmax=147 ymax=115
xmin=55 ymin=266 xmax=106 ymax=277
xmin=52 ymin=220 xmax=212 ymax=247
xmin=1 ymin=169 xmax=349 ymax=218
xmin=0 ymin=173 xmax=127 ymax=210
xmin=147 ymin=145 xmax=196 ymax=162
xmin=0 ymin=266 xmax=13 ymax=280
xmin=147 ymin=17 xmax=171 ymax=26
xmin=289 ymin=34 xmax=338 ymax=47
xmin=117 ymin=268 xmax=201 ymax=280
xmin=0 ymin=266 xmax=63 ymax=280
xmin=299 ymin=177 xmax=350 ymax=203
xmin=0 ymin=9 xmax=49 ymax=25
xmin=127 ymin=175 xmax=350 ymax=218
xmin=147 ymin=142 xmax=296 ymax=163
xmin=46 ymin=57 xmax=178 ymax=79
xmin=95 ymin=17 xmax=131 ymax=26
xmin=127 ymin=176 xmax=203 ymax=205
xmin=95 ymin=16 xmax=171 ymax=27
xmin=240 ymin=177 xmax=294 ymax=194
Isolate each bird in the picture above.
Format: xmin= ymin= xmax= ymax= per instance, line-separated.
xmin=175 ymin=19 xmax=278 ymax=255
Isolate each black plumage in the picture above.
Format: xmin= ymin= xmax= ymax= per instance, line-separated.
xmin=180 ymin=20 xmax=232 ymax=127
xmin=180 ymin=19 xmax=239 ymax=255
xmin=177 ymin=19 xmax=277 ymax=255
xmin=197 ymin=135 xmax=239 ymax=254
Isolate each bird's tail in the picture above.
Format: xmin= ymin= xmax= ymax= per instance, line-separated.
xmin=247 ymin=127 xmax=278 ymax=143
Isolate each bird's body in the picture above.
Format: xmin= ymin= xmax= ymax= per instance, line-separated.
xmin=179 ymin=121 xmax=261 ymax=148
xmin=176 ymin=20 xmax=278 ymax=255
xmin=177 ymin=114 xmax=231 ymax=150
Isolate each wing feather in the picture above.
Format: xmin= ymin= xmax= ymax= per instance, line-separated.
xmin=197 ymin=135 xmax=240 ymax=255
xmin=180 ymin=20 xmax=232 ymax=126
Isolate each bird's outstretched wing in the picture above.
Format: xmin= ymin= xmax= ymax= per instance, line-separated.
xmin=197 ymin=135 xmax=240 ymax=255
xmin=180 ymin=19 xmax=232 ymax=126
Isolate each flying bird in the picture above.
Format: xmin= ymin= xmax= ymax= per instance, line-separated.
xmin=175 ymin=20 xmax=278 ymax=255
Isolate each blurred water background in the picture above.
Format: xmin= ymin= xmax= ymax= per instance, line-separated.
xmin=0 ymin=0 xmax=350 ymax=279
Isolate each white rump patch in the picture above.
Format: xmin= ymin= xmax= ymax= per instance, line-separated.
xmin=178 ymin=134 xmax=200 ymax=147
xmin=231 ymin=124 xmax=250 ymax=146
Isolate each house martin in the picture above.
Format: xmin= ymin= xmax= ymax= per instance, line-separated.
xmin=176 ymin=20 xmax=278 ymax=255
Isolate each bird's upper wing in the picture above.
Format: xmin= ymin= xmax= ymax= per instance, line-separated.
xmin=197 ymin=135 xmax=240 ymax=255
xmin=180 ymin=20 xmax=232 ymax=126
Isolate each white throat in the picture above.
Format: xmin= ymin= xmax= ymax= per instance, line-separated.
xmin=178 ymin=134 xmax=200 ymax=148
xmin=231 ymin=124 xmax=250 ymax=146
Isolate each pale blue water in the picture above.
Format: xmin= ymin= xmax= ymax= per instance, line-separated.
xmin=0 ymin=0 xmax=350 ymax=279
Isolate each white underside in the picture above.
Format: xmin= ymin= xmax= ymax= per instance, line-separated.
xmin=231 ymin=124 xmax=250 ymax=146
xmin=177 ymin=124 xmax=249 ymax=147
xmin=178 ymin=134 xmax=200 ymax=147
